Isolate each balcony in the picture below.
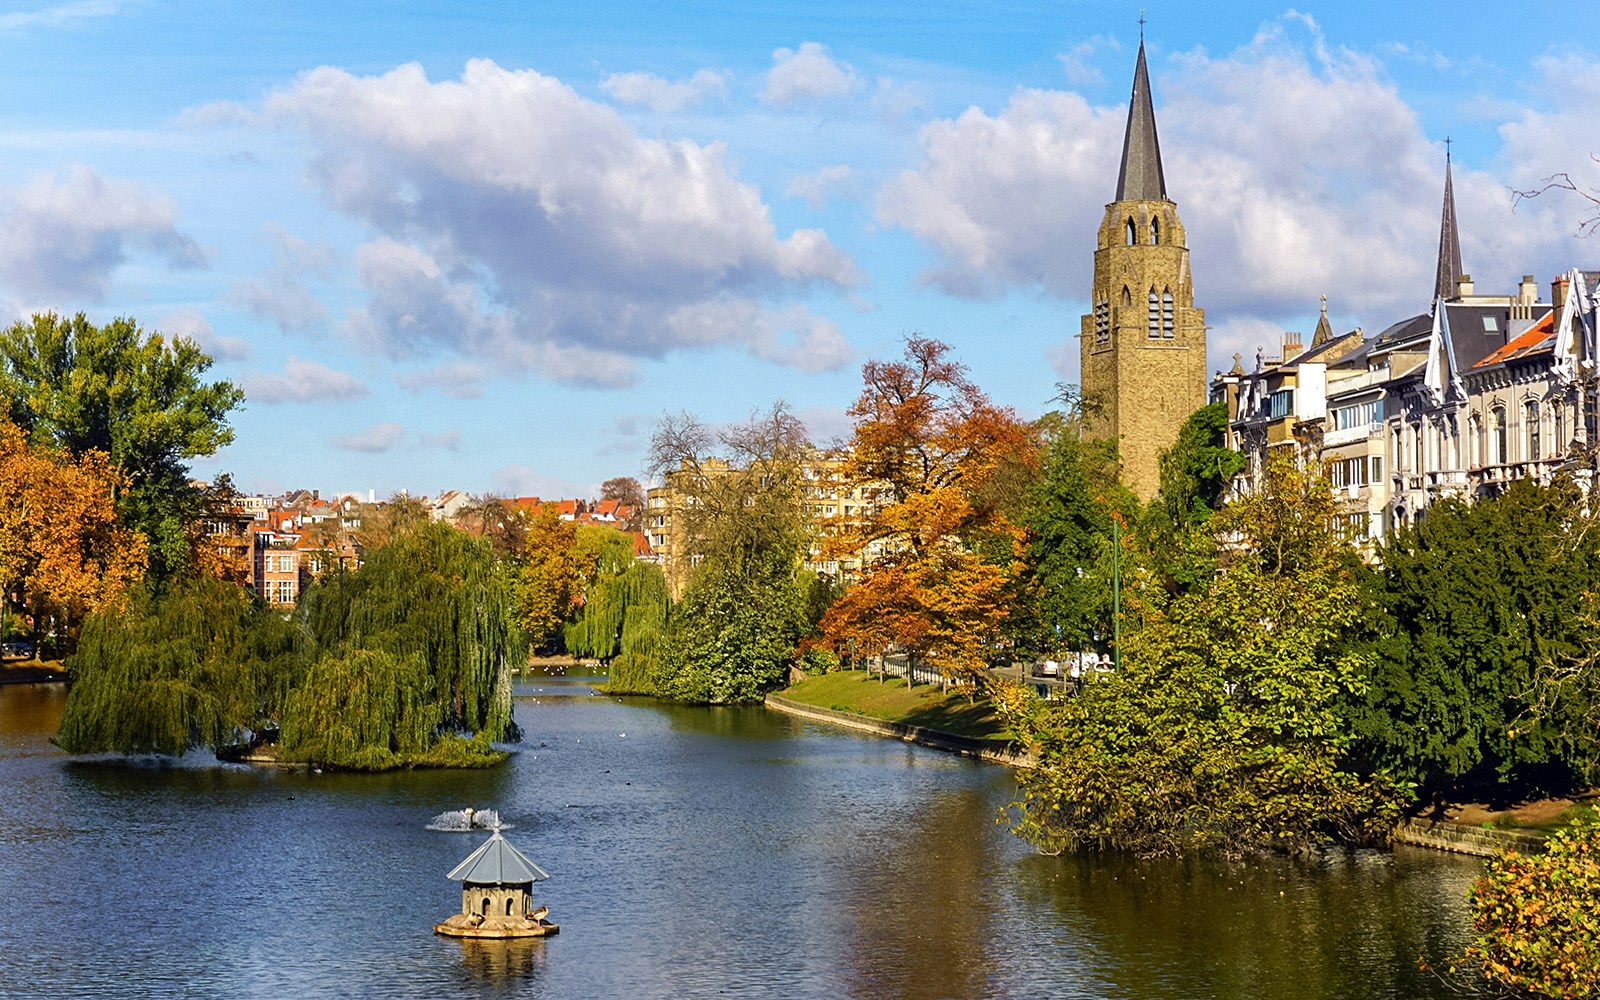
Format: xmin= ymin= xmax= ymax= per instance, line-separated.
xmin=1322 ymin=422 xmax=1384 ymax=448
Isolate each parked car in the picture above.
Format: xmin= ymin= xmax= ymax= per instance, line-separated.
xmin=2 ymin=641 xmax=34 ymax=659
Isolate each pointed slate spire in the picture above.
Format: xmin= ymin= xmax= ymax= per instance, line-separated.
xmin=1434 ymin=145 xmax=1463 ymax=304
xmin=1115 ymin=40 xmax=1168 ymax=202
xmin=1311 ymin=294 xmax=1334 ymax=347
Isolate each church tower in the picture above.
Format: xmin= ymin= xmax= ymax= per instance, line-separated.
xmin=1080 ymin=39 xmax=1207 ymax=500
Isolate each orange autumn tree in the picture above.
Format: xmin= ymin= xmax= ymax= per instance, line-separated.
xmin=820 ymin=336 xmax=1037 ymax=688
xmin=0 ymin=419 xmax=147 ymax=648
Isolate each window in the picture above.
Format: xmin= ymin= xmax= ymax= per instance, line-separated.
xmin=1525 ymin=400 xmax=1540 ymax=461
xmin=1467 ymin=414 xmax=1482 ymax=467
xmin=1327 ymin=457 xmax=1369 ymax=488
xmin=1094 ymin=300 xmax=1110 ymax=344
xmin=1490 ymin=406 xmax=1507 ymax=465
xmin=1333 ymin=400 xmax=1383 ymax=430
xmin=1161 ymin=289 xmax=1174 ymax=338
xmin=1267 ymin=389 xmax=1294 ymax=419
xmin=1148 ymin=289 xmax=1160 ymax=337
xmin=1370 ymin=456 xmax=1383 ymax=482
xmin=1149 ymin=216 xmax=1160 ymax=244
xmin=1126 ymin=218 xmax=1137 ymax=245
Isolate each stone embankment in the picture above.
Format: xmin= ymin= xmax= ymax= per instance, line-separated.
xmin=763 ymin=694 xmax=1035 ymax=768
xmin=1391 ymin=817 xmax=1549 ymax=857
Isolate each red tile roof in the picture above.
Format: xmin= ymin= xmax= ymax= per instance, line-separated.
xmin=1475 ymin=311 xmax=1554 ymax=368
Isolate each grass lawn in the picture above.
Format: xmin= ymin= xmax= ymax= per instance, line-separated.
xmin=779 ymin=669 xmax=1011 ymax=742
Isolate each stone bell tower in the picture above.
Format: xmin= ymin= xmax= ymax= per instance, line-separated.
xmin=1079 ymin=38 xmax=1207 ymax=500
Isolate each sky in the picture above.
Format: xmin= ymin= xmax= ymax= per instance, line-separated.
xmin=1 ymin=1 xmax=1597 ymax=500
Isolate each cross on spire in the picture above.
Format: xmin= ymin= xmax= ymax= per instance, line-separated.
xmin=1444 ymin=135 xmax=1452 ymax=164
xmin=1138 ymin=9 xmax=1147 ymax=40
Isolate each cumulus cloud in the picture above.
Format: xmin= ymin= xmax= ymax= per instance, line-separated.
xmin=418 ymin=429 xmax=461 ymax=451
xmin=229 ymin=225 xmax=335 ymax=332
xmin=263 ymin=60 xmax=855 ymax=386
xmin=786 ymin=164 xmax=857 ymax=208
xmin=878 ymin=17 xmax=1595 ymax=370
xmin=492 ymin=464 xmax=585 ymax=499
xmin=333 ymin=421 xmax=406 ymax=453
xmin=159 ymin=308 xmax=251 ymax=361
xmin=600 ymin=68 xmax=729 ymax=112
xmin=395 ymin=360 xmax=485 ymax=399
xmin=765 ymin=42 xmax=858 ymax=106
xmin=244 ymin=357 xmax=369 ymax=403
xmin=0 ymin=166 xmax=205 ymax=303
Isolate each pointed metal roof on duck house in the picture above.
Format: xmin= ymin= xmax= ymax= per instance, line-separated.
xmin=446 ymin=830 xmax=549 ymax=886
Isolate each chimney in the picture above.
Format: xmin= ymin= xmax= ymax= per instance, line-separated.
xmin=1553 ymin=275 xmax=1570 ymax=318
xmin=1282 ymin=330 xmax=1303 ymax=358
xmin=1519 ymin=275 xmax=1537 ymax=305
xmin=1456 ymin=273 xmax=1475 ymax=297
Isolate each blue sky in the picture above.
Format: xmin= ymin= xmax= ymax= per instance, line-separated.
xmin=2 ymin=1 xmax=1596 ymax=499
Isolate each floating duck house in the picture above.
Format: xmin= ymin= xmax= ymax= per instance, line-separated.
xmin=434 ymin=830 xmax=559 ymax=938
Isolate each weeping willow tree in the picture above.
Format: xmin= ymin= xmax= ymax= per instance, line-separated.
xmin=288 ymin=521 xmax=523 ymax=766
xmin=567 ymin=557 xmax=670 ymax=695
xmin=55 ymin=576 xmax=303 ymax=755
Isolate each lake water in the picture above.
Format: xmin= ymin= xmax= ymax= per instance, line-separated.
xmin=0 ymin=674 xmax=1488 ymax=999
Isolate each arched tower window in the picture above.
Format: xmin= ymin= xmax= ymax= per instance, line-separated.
xmin=1121 ymin=286 xmax=1132 ymax=307
xmin=1126 ymin=218 xmax=1137 ymax=246
xmin=1147 ymin=289 xmax=1160 ymax=337
xmin=1161 ymin=289 xmax=1174 ymax=338
xmin=506 ymin=898 xmax=516 ymax=916
xmin=1149 ymin=216 xmax=1160 ymax=244
xmin=1525 ymin=400 xmax=1540 ymax=462
xmin=1490 ymin=406 xmax=1507 ymax=465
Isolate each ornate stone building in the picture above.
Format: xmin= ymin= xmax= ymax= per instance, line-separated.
xmin=1080 ymin=39 xmax=1208 ymax=499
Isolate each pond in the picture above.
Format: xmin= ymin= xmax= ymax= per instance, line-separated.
xmin=0 ymin=675 xmax=1487 ymax=998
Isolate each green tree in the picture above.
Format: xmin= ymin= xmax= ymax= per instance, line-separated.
xmin=1018 ymin=388 xmax=1137 ymax=654
xmin=654 ymin=548 xmax=807 ymax=703
xmin=1003 ymin=459 xmax=1405 ymax=856
xmin=295 ymin=521 xmax=523 ymax=753
xmin=1139 ymin=402 xmax=1245 ymax=592
xmin=55 ymin=576 xmax=302 ymax=755
xmin=1347 ymin=478 xmax=1600 ymax=799
xmin=648 ymin=404 xmax=813 ymax=702
xmin=1467 ymin=806 xmax=1600 ymax=998
xmin=0 ymin=313 xmax=243 ymax=578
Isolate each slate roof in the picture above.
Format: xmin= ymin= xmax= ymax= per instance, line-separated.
xmin=1371 ymin=313 xmax=1432 ymax=349
xmin=1443 ymin=302 xmax=1523 ymax=372
xmin=1435 ymin=157 xmax=1464 ymax=304
xmin=1115 ymin=40 xmax=1167 ymax=202
xmin=1474 ymin=310 xmax=1554 ymax=368
xmin=445 ymin=830 xmax=550 ymax=886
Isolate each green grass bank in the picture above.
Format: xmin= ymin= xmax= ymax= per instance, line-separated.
xmin=778 ymin=669 xmax=1011 ymax=743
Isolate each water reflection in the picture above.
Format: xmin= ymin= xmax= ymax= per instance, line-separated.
xmin=0 ymin=683 xmax=1489 ymax=999
xmin=843 ymin=786 xmax=1002 ymax=1000
xmin=455 ymin=937 xmax=549 ymax=983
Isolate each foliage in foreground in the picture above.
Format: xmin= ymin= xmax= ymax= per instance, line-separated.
xmin=1002 ymin=461 xmax=1407 ymax=856
xmin=1468 ymin=807 xmax=1600 ymax=999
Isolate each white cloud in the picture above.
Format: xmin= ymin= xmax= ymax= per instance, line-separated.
xmin=418 ymin=429 xmax=461 ymax=451
xmin=229 ymin=225 xmax=335 ymax=333
xmin=877 ymin=18 xmax=1592 ymax=349
xmin=492 ymin=464 xmax=584 ymax=499
xmin=600 ymin=69 xmax=729 ymax=112
xmin=0 ymin=166 xmax=204 ymax=304
xmin=159 ymin=308 xmax=251 ymax=361
xmin=786 ymin=164 xmax=857 ymax=208
xmin=0 ymin=1 xmax=130 ymax=33
xmin=765 ymin=42 xmax=858 ymax=106
xmin=333 ymin=421 xmax=406 ymax=453
xmin=244 ymin=357 xmax=369 ymax=404
xmin=395 ymin=360 xmax=485 ymax=399
xmin=263 ymin=60 xmax=856 ymax=386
